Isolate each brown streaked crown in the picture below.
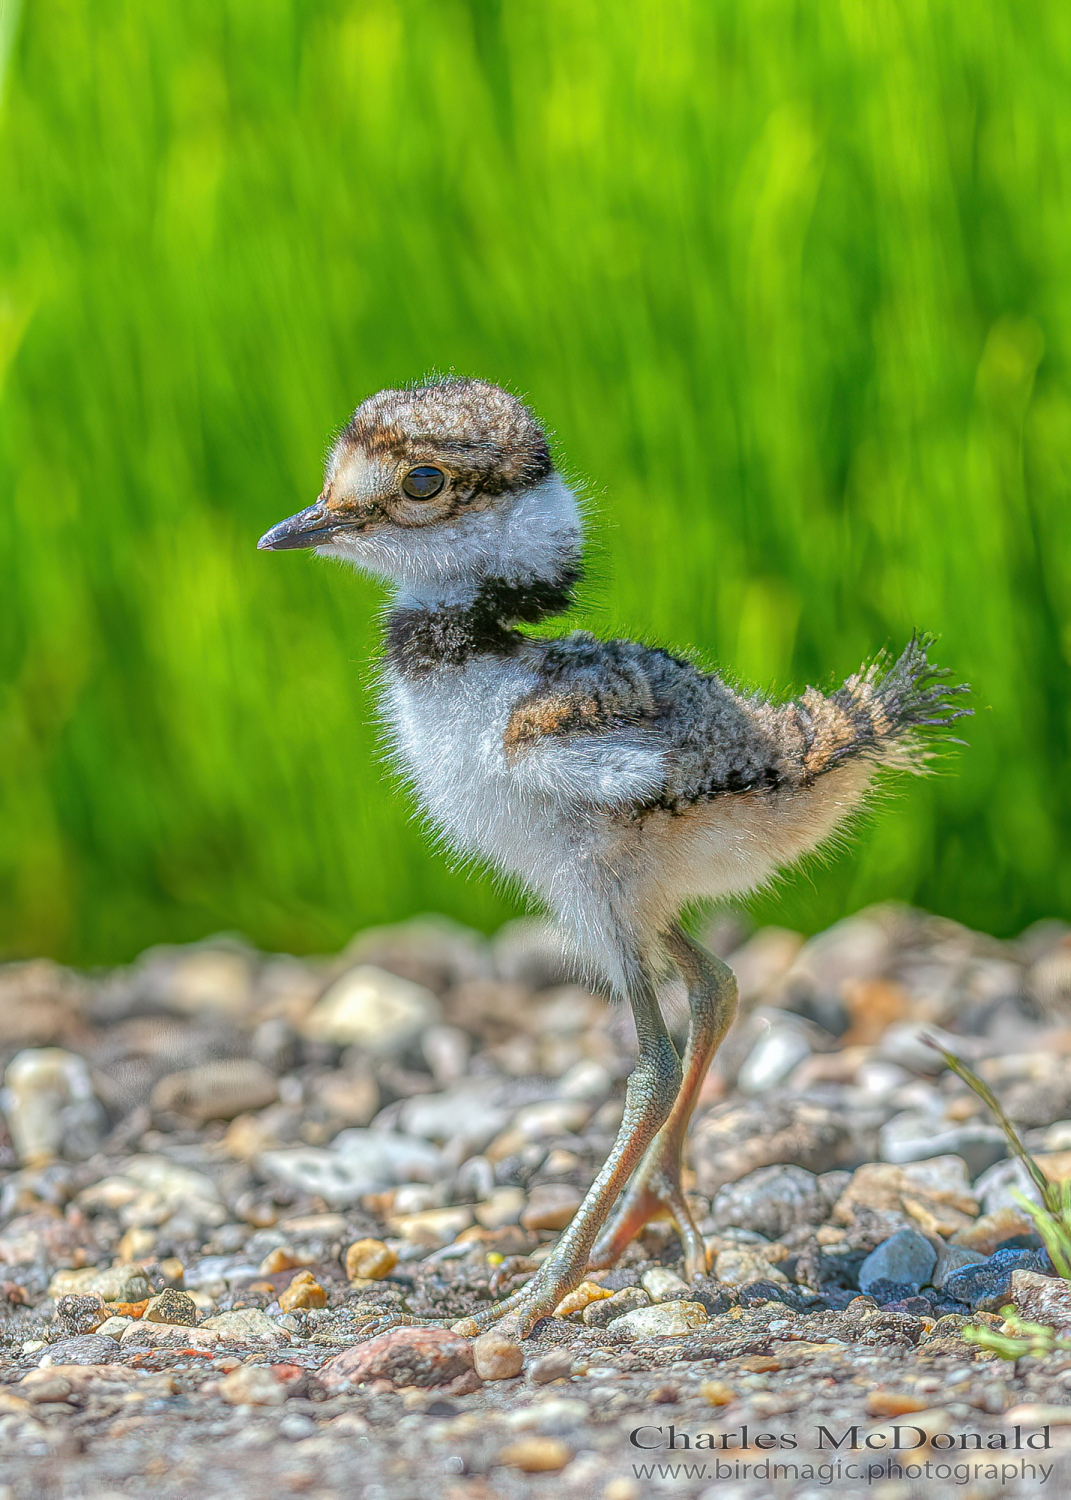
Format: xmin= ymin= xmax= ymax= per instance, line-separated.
xmin=337 ymin=377 xmax=553 ymax=502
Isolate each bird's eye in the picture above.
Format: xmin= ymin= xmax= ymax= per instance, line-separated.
xmin=401 ymin=466 xmax=446 ymax=499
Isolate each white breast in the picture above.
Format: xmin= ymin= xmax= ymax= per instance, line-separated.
xmin=382 ymin=657 xmax=572 ymax=897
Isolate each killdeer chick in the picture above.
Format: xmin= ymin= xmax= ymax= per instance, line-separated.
xmin=259 ymin=376 xmax=968 ymax=1336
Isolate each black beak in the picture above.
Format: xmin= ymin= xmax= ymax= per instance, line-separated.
xmin=257 ymin=503 xmax=335 ymax=551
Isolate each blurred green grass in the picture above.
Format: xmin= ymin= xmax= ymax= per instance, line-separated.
xmin=1 ymin=0 xmax=1069 ymax=964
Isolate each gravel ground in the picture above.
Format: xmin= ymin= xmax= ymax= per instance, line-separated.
xmin=3 ymin=905 xmax=1071 ymax=1498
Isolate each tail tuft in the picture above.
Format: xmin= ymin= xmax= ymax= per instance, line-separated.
xmin=795 ymin=632 xmax=971 ymax=781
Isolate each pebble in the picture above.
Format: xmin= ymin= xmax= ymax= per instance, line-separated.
xmin=1 ymin=1048 xmax=106 ymax=1165
xmin=49 ymin=1266 xmax=153 ymax=1303
xmin=388 ymin=1205 xmax=473 ymax=1247
xmin=143 ymin=1289 xmax=198 ymax=1325
xmin=521 ymin=1183 xmax=583 ymax=1231
xmin=605 ymin=1300 xmax=708 ymax=1339
xmin=737 ymin=1023 xmax=812 ymax=1092
xmin=1008 ymin=1268 xmax=1071 ymax=1332
xmin=37 ymin=1335 xmax=123 ymax=1367
xmin=553 ymin=1280 xmax=613 ymax=1317
xmin=866 ymin=1389 xmax=932 ymax=1417
xmin=878 ymin=1113 xmax=1009 ymax=1176
xmin=528 ymin=1349 xmax=575 ymax=1383
xmin=709 ymin=1164 xmax=832 ymax=1240
xmin=257 ymin=1130 xmax=445 ymax=1207
xmin=931 ymin=1244 xmax=987 ymax=1289
xmin=498 ymin=1436 xmax=572 ymax=1472
xmin=150 ymin=1059 xmax=279 ymax=1126
xmin=474 ymin=1187 xmax=526 ymax=1229
xmin=950 ymin=1206 xmax=1037 ymax=1254
xmin=858 ymin=1228 xmax=937 ymax=1295
xmin=512 ymin=1099 xmax=593 ymax=1140
xmin=639 ymin=1266 xmax=691 ymax=1302
xmin=944 ymin=1247 xmax=1049 ymax=1311
xmin=278 ymin=1270 xmax=328 ymax=1311
xmin=700 ymin=1380 xmax=736 ymax=1405
xmin=397 ymin=1086 xmax=509 ymax=1151
xmin=712 ymin=1247 xmax=789 ymax=1287
xmin=974 ymin=1151 xmax=1071 ymax=1215
xmin=319 ymin=1326 xmax=475 ymax=1390
xmin=218 ymin=1365 xmax=287 ymax=1407
xmin=344 ymin=1238 xmax=397 ymax=1280
xmin=95 ymin=1317 xmax=133 ymax=1340
xmin=472 ymin=1329 xmax=524 ymax=1380
xmin=301 ymin=964 xmax=442 ymax=1056
xmin=690 ymin=1096 xmax=850 ymax=1196
xmin=199 ymin=1308 xmax=290 ymax=1343
xmin=54 ymin=1294 xmax=108 ymax=1335
xmin=583 ymin=1287 xmax=651 ymax=1327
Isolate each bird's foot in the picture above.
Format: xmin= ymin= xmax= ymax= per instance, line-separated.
xmin=451 ymin=1245 xmax=591 ymax=1339
xmin=587 ymin=1145 xmax=707 ymax=1282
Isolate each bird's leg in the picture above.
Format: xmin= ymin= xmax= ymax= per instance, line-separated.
xmin=454 ymin=947 xmax=681 ymax=1339
xmin=588 ymin=924 xmax=737 ymax=1281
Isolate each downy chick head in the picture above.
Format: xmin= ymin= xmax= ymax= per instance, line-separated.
xmin=258 ymin=377 xmax=580 ymax=591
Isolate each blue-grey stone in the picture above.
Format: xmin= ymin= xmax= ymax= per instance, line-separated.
xmin=858 ymin=1228 xmax=937 ymax=1295
xmin=943 ymin=1248 xmax=1048 ymax=1312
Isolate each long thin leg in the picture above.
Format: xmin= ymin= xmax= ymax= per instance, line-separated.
xmin=453 ymin=944 xmax=681 ymax=1339
xmin=588 ymin=924 xmax=737 ymax=1280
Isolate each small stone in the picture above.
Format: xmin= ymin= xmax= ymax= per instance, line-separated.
xmin=690 ymin=1097 xmax=850 ymax=1197
xmin=0 ymin=1047 xmax=106 ymax=1164
xmin=605 ymin=1300 xmax=708 ymax=1339
xmin=521 ymin=1183 xmax=583 ymax=1231
xmin=219 ymin=1365 xmax=287 ymax=1407
xmin=319 ymin=1325 xmax=475 ymax=1390
xmin=199 ymin=1308 xmax=289 ymax=1343
xmin=388 ymin=1205 xmax=473 ymax=1247
xmin=583 ymin=1287 xmax=651 ymax=1327
xmin=1002 ymin=1403 xmax=1071 ymax=1427
xmin=1008 ymin=1269 xmax=1071 ymax=1332
xmin=48 ymin=1266 xmax=152 ymax=1303
xmin=474 ymin=1187 xmax=526 ymax=1230
xmin=709 ymin=1164 xmax=832 ymax=1240
xmin=259 ymin=1246 xmax=313 ymax=1275
xmin=858 ymin=1228 xmax=937 ymax=1296
xmin=878 ymin=1115 xmax=1009 ymax=1176
xmin=553 ymin=1280 xmax=613 ymax=1317
xmin=95 ymin=1317 xmax=133 ymax=1340
xmin=712 ymin=1247 xmax=789 ymax=1287
xmin=55 ymin=1294 xmax=107 ymax=1335
xmin=473 ymin=1329 xmax=524 ymax=1380
xmin=344 ymin=1238 xmax=397 ymax=1281
xmin=0 ymin=1209 xmax=97 ymax=1268
xmin=143 ymin=1289 xmax=198 ymax=1326
xmin=302 ymin=964 xmax=441 ymax=1056
xmin=512 ymin=1099 xmax=593 ymax=1140
xmin=528 ymin=1349 xmax=575 ymax=1383
xmin=498 ymin=1436 xmax=572 ymax=1473
xmin=258 ymin=1131 xmax=445 ymax=1207
xmin=150 ymin=1059 xmax=279 ymax=1126
xmin=278 ymin=1270 xmax=327 ymax=1311
xmin=866 ymin=1389 xmax=932 ymax=1417
xmin=737 ymin=1024 xmax=812 ymax=1092
xmin=932 ymin=1244 xmax=987 ymax=1289
xmin=120 ymin=1322 xmax=220 ymax=1349
xmin=951 ymin=1207 xmax=1037 ymax=1255
xmin=640 ymin=1267 xmax=691 ymax=1303
xmin=944 ymin=1248 xmax=1048 ymax=1312
xmin=37 ymin=1334 xmax=122 ymax=1366
xmin=700 ymin=1380 xmax=735 ymax=1405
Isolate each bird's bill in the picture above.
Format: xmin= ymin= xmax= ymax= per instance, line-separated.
xmin=257 ymin=503 xmax=335 ymax=551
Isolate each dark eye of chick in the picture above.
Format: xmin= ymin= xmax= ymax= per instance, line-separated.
xmin=401 ymin=466 xmax=446 ymax=499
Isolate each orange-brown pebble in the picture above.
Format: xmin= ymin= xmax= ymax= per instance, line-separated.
xmin=699 ymin=1380 xmax=736 ymax=1406
xmin=259 ymin=1247 xmax=312 ymax=1275
xmin=552 ymin=1280 xmax=613 ymax=1318
xmin=344 ymin=1238 xmax=397 ymax=1281
xmin=111 ymin=1299 xmax=150 ymax=1319
xmin=278 ymin=1270 xmax=328 ymax=1312
xmin=866 ymin=1389 xmax=932 ymax=1417
xmin=497 ymin=1437 xmax=572 ymax=1473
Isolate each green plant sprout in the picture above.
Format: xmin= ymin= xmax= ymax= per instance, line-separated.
xmin=924 ymin=1036 xmax=1071 ymax=1360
